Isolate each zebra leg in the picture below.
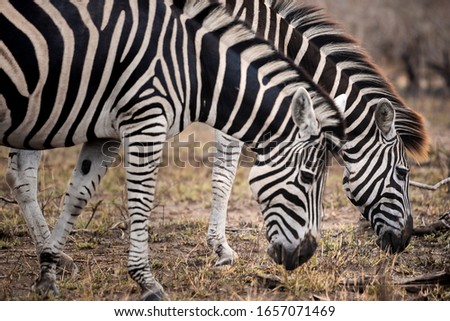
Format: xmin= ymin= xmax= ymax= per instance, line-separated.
xmin=122 ymin=125 xmax=167 ymax=301
xmin=34 ymin=140 xmax=119 ymax=296
xmin=6 ymin=149 xmax=77 ymax=275
xmin=207 ymin=131 xmax=243 ymax=266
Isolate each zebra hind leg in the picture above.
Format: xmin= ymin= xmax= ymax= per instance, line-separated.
xmin=207 ymin=131 xmax=243 ymax=266
xmin=6 ymin=149 xmax=78 ymax=276
xmin=34 ymin=140 xmax=119 ymax=296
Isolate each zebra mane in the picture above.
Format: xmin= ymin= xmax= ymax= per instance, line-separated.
xmin=175 ymin=0 xmax=346 ymax=142
xmin=266 ymin=0 xmax=430 ymax=161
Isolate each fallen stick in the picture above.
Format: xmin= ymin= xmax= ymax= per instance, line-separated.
xmin=340 ymin=271 xmax=450 ymax=291
xmin=396 ymin=271 xmax=450 ymax=286
xmin=413 ymin=212 xmax=450 ymax=235
xmin=410 ymin=177 xmax=450 ymax=190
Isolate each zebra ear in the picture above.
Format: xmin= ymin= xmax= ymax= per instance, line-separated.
xmin=375 ymin=98 xmax=396 ymax=139
xmin=333 ymin=94 xmax=347 ymax=115
xmin=291 ymin=87 xmax=320 ymax=138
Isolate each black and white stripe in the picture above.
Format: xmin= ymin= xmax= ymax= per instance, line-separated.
xmin=1 ymin=0 xmax=344 ymax=299
xmin=206 ymin=0 xmax=429 ymax=257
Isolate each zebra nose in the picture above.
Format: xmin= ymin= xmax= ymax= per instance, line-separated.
xmin=377 ymin=230 xmax=401 ymax=253
xmin=267 ymin=233 xmax=318 ymax=270
xmin=377 ymin=215 xmax=413 ymax=253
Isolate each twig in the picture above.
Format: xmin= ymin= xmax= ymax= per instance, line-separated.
xmin=110 ymin=221 xmax=128 ymax=239
xmin=340 ymin=271 xmax=450 ymax=291
xmin=226 ymin=227 xmax=257 ymax=233
xmin=440 ymin=212 xmax=450 ymax=228
xmin=413 ymin=211 xmax=450 ymax=235
xmin=397 ymin=271 xmax=450 ymax=286
xmin=0 ymin=196 xmax=17 ymax=204
xmin=84 ymin=200 xmax=103 ymax=229
xmin=249 ymin=273 xmax=283 ymax=290
xmin=312 ymin=294 xmax=330 ymax=301
xmin=410 ymin=177 xmax=450 ymax=190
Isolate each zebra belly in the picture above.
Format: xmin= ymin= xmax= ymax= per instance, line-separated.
xmin=0 ymin=98 xmax=119 ymax=150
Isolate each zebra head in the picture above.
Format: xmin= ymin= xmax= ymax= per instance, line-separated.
xmin=342 ymin=98 xmax=413 ymax=253
xmin=249 ymin=88 xmax=344 ymax=270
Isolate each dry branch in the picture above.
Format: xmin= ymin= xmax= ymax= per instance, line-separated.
xmin=340 ymin=271 xmax=450 ymax=293
xmin=413 ymin=212 xmax=450 ymax=235
xmin=410 ymin=177 xmax=450 ymax=190
xmin=0 ymin=196 xmax=17 ymax=204
xmin=397 ymin=271 xmax=450 ymax=286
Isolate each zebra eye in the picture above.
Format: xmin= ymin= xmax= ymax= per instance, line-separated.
xmin=301 ymin=170 xmax=314 ymax=185
xmin=396 ymin=167 xmax=409 ymax=180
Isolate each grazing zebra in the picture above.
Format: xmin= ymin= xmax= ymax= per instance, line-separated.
xmin=205 ymin=0 xmax=430 ymax=264
xmin=0 ymin=0 xmax=345 ymax=299
xmin=4 ymin=0 xmax=429 ymax=268
xmin=4 ymin=0 xmax=429 ymax=269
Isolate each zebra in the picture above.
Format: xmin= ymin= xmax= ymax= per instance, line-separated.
xmin=0 ymin=0 xmax=345 ymax=299
xmin=205 ymin=0 xmax=430 ymax=265
xmin=4 ymin=0 xmax=429 ymax=269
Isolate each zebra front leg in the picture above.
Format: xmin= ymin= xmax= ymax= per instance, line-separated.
xmin=6 ymin=149 xmax=77 ymax=275
xmin=207 ymin=131 xmax=243 ymax=266
xmin=34 ymin=140 xmax=119 ymax=296
xmin=123 ymin=125 xmax=167 ymax=300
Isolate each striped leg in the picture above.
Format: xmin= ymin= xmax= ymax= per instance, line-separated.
xmin=35 ymin=140 xmax=118 ymax=296
xmin=6 ymin=150 xmax=77 ymax=275
xmin=208 ymin=131 xmax=243 ymax=266
xmin=122 ymin=120 xmax=167 ymax=300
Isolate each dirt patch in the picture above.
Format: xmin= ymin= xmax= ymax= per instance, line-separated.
xmin=0 ymin=218 xmax=448 ymax=301
xmin=0 ymin=94 xmax=449 ymax=301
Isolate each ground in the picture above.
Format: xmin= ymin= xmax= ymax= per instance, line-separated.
xmin=0 ymin=93 xmax=449 ymax=301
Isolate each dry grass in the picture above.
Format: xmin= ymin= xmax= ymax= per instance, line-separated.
xmin=0 ymin=93 xmax=449 ymax=301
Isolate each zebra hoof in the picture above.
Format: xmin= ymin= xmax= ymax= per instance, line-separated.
xmin=57 ymin=252 xmax=79 ymax=278
xmin=142 ymin=290 xmax=166 ymax=301
xmin=214 ymin=257 xmax=234 ymax=267
xmin=141 ymin=283 xmax=167 ymax=301
xmin=33 ymin=276 xmax=60 ymax=297
xmin=214 ymin=250 xmax=238 ymax=267
xmin=142 ymin=289 xmax=167 ymax=301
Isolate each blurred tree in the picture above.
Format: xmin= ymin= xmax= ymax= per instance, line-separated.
xmin=427 ymin=51 xmax=450 ymax=92
xmin=298 ymin=0 xmax=450 ymax=92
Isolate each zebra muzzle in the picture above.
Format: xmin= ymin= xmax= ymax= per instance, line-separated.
xmin=267 ymin=233 xmax=318 ymax=270
xmin=376 ymin=215 xmax=413 ymax=253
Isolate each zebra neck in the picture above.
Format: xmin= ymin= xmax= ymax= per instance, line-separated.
xmin=197 ymin=84 xmax=298 ymax=146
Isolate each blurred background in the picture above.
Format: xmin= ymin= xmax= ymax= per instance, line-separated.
xmin=303 ymin=0 xmax=450 ymax=95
